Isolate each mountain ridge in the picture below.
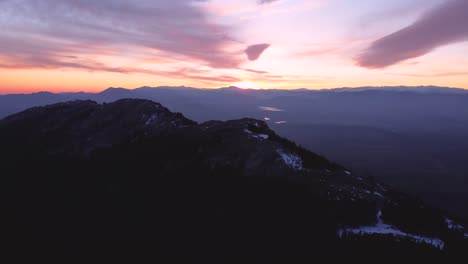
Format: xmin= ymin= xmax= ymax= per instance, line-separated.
xmin=1 ymin=99 xmax=467 ymax=257
xmin=2 ymin=86 xmax=468 ymax=222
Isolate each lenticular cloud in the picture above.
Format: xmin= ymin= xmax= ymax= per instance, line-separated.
xmin=357 ymin=0 xmax=468 ymax=69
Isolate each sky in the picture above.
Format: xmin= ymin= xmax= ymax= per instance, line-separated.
xmin=0 ymin=0 xmax=467 ymax=93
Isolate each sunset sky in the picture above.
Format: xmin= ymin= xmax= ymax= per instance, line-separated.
xmin=1 ymin=0 xmax=467 ymax=93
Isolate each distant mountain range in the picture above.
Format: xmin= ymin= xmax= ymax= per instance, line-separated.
xmin=1 ymin=85 xmax=467 ymax=119
xmin=329 ymin=86 xmax=468 ymax=94
xmin=2 ymin=85 xmax=468 ymax=221
xmin=1 ymin=99 xmax=467 ymax=257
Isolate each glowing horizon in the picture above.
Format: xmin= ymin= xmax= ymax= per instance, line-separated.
xmin=1 ymin=0 xmax=468 ymax=94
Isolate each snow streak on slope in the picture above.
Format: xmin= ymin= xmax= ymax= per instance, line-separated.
xmin=277 ymin=149 xmax=303 ymax=171
xmin=339 ymin=211 xmax=445 ymax=250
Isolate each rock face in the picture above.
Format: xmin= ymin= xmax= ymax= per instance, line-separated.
xmin=0 ymin=99 xmax=466 ymax=258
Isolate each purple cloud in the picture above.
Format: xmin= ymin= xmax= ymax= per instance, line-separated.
xmin=0 ymin=0 xmax=249 ymax=69
xmin=245 ymin=44 xmax=271 ymax=61
xmin=357 ymin=0 xmax=468 ymax=68
xmin=243 ymin=68 xmax=269 ymax=74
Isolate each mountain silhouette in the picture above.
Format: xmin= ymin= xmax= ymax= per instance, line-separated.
xmin=0 ymin=99 xmax=466 ymax=258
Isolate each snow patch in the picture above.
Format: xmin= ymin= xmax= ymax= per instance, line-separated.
xmin=275 ymin=121 xmax=287 ymax=124
xmin=145 ymin=114 xmax=158 ymax=126
xmin=344 ymin=170 xmax=351 ymax=175
xmin=244 ymin=129 xmax=269 ymax=140
xmin=338 ymin=210 xmax=444 ymax=250
xmin=277 ymin=149 xmax=303 ymax=171
xmin=445 ymin=218 xmax=464 ymax=230
xmin=374 ymin=192 xmax=384 ymax=198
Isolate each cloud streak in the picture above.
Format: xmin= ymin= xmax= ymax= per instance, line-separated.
xmin=258 ymin=106 xmax=285 ymax=112
xmin=391 ymin=71 xmax=468 ymax=78
xmin=0 ymin=48 xmax=241 ymax=84
xmin=0 ymin=0 xmax=246 ymax=68
xmin=357 ymin=0 xmax=468 ymax=68
xmin=0 ymin=0 xmax=273 ymax=75
xmin=257 ymin=0 xmax=280 ymax=5
xmin=243 ymin=68 xmax=269 ymax=74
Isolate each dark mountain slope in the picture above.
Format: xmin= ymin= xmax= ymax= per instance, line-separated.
xmin=0 ymin=99 xmax=194 ymax=157
xmin=0 ymin=99 xmax=466 ymax=258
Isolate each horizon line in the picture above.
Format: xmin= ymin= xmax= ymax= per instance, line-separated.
xmin=1 ymin=84 xmax=467 ymax=96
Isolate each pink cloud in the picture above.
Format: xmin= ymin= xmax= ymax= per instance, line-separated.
xmin=0 ymin=54 xmax=241 ymax=84
xmin=0 ymin=0 xmax=278 ymax=89
xmin=0 ymin=0 xmax=261 ymax=70
xmin=357 ymin=0 xmax=468 ymax=69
